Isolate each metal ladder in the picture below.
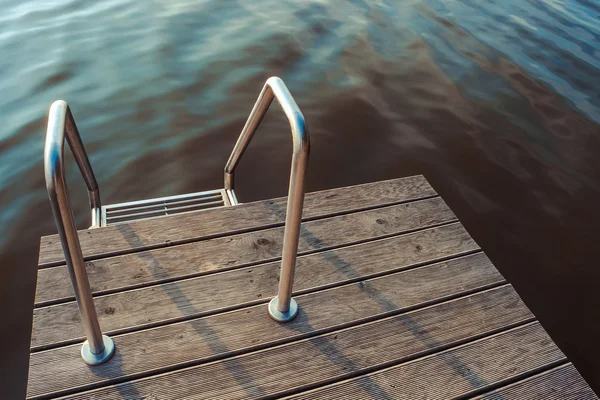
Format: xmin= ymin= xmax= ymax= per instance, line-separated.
xmin=44 ymin=77 xmax=309 ymax=365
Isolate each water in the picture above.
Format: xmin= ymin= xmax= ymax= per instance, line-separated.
xmin=1 ymin=0 xmax=600 ymax=396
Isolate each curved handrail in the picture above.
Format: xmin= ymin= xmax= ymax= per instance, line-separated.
xmin=46 ymin=102 xmax=102 ymax=228
xmin=224 ymin=77 xmax=310 ymax=321
xmin=44 ymin=101 xmax=114 ymax=365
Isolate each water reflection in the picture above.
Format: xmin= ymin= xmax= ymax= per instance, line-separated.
xmin=1 ymin=0 xmax=599 ymax=397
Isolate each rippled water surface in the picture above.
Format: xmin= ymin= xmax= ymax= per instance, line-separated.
xmin=1 ymin=0 xmax=600 ymax=396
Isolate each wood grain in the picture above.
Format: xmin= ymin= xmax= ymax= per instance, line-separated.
xmin=32 ymin=223 xmax=480 ymax=350
xmin=29 ymin=175 xmax=595 ymax=400
xmin=38 ymin=175 xmax=435 ymax=266
xmin=470 ymin=364 xmax=598 ymax=400
xmin=35 ymin=197 xmax=456 ymax=306
xmin=28 ymin=282 xmax=523 ymax=399
xmin=284 ymin=323 xmax=564 ymax=400
xmin=49 ymin=313 xmax=547 ymax=400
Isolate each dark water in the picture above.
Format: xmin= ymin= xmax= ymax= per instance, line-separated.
xmin=2 ymin=0 xmax=600 ymax=397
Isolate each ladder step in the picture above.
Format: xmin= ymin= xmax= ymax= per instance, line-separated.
xmin=102 ymin=189 xmax=229 ymax=225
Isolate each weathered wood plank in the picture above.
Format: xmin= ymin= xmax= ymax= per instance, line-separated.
xmin=28 ymin=283 xmax=525 ymax=399
xmin=470 ymin=364 xmax=598 ymax=400
xmin=32 ymin=223 xmax=480 ymax=350
xmin=39 ymin=175 xmax=435 ymax=266
xmin=29 ymin=175 xmax=598 ymax=400
xmin=35 ymin=197 xmax=456 ymax=306
xmin=53 ymin=318 xmax=551 ymax=400
xmin=283 ymin=323 xmax=564 ymax=400
xmin=28 ymin=254 xmax=505 ymax=397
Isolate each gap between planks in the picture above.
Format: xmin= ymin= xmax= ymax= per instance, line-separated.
xmin=468 ymin=363 xmax=598 ymax=400
xmin=29 ymin=283 xmax=527 ymax=399
xmin=31 ymin=223 xmax=481 ymax=351
xmin=50 ymin=322 xmax=554 ymax=400
xmin=280 ymin=323 xmax=565 ymax=400
xmin=31 ymin=253 xmax=506 ymax=390
xmin=28 ymin=253 xmax=506 ymax=396
xmin=35 ymin=196 xmax=457 ymax=307
xmin=38 ymin=175 xmax=437 ymax=267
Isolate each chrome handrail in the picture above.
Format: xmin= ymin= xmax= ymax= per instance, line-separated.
xmin=42 ymin=78 xmax=308 ymax=368
xmin=224 ymin=77 xmax=310 ymax=322
xmin=44 ymin=101 xmax=114 ymax=365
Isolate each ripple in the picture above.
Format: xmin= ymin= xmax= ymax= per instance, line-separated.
xmin=2 ymin=0 xmax=600 ymax=393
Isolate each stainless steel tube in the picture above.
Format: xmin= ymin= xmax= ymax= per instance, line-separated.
xmin=44 ymin=101 xmax=114 ymax=365
xmin=224 ymin=77 xmax=310 ymax=322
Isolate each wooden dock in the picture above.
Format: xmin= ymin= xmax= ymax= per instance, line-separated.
xmin=28 ymin=176 xmax=596 ymax=399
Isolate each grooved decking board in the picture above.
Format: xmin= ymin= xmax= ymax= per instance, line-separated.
xmin=27 ymin=258 xmax=510 ymax=398
xmin=30 ymin=176 xmax=595 ymax=399
xmin=35 ymin=197 xmax=455 ymax=306
xmin=57 ymin=322 xmax=556 ymax=400
xmin=32 ymin=223 xmax=479 ymax=351
xmin=470 ymin=364 xmax=598 ymax=400
xmin=283 ymin=323 xmax=564 ymax=400
xmin=39 ymin=176 xmax=435 ymax=266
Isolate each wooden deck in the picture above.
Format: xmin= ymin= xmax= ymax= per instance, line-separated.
xmin=28 ymin=176 xmax=597 ymax=399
